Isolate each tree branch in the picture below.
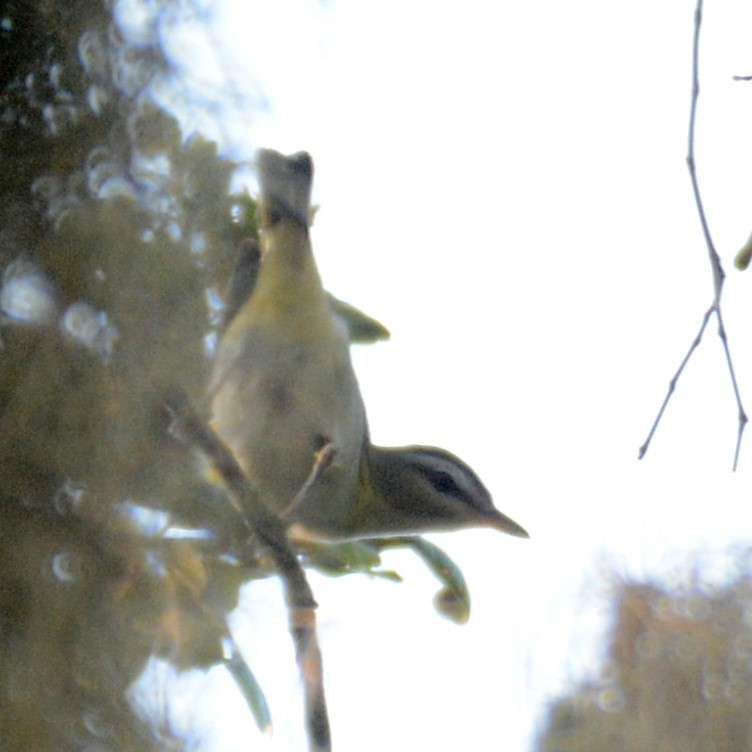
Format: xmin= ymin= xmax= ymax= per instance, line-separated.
xmin=165 ymin=390 xmax=331 ymax=752
xmin=639 ymin=0 xmax=747 ymax=469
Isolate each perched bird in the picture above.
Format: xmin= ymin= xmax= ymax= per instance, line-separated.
xmin=209 ymin=149 xmax=528 ymax=542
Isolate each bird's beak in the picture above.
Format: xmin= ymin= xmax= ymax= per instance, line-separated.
xmin=488 ymin=510 xmax=529 ymax=538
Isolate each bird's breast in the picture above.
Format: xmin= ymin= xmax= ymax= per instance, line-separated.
xmin=210 ymin=324 xmax=365 ymax=520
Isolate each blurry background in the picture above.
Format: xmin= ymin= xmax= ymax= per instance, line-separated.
xmin=4 ymin=0 xmax=752 ymax=750
xmin=140 ymin=0 xmax=752 ymax=749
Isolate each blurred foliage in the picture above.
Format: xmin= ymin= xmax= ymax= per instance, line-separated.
xmin=535 ymin=554 xmax=752 ymax=752
xmin=0 ymin=1 xmax=471 ymax=749
xmin=0 ymin=0 xmax=251 ymax=748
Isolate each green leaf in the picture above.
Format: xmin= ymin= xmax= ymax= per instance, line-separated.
xmin=301 ymin=540 xmax=402 ymax=581
xmin=375 ymin=537 xmax=472 ymax=624
xmin=223 ymin=638 xmax=273 ymax=734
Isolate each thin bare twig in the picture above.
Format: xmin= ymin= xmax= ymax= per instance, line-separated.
xmin=715 ymin=307 xmax=747 ymax=470
xmin=686 ymin=1 xmax=724 ymax=303
xmin=638 ymin=307 xmax=713 ymax=461
xmin=639 ymin=0 xmax=748 ymax=469
xmin=165 ymin=390 xmax=331 ymax=752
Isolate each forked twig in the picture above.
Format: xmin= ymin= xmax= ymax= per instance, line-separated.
xmin=165 ymin=391 xmax=331 ymax=752
xmin=639 ymin=0 xmax=748 ymax=469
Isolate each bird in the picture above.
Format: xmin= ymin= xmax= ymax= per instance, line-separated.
xmin=208 ymin=148 xmax=528 ymax=542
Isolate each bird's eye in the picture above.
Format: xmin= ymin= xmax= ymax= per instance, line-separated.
xmin=425 ymin=469 xmax=463 ymax=498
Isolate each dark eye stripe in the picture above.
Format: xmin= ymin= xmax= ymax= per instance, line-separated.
xmin=414 ymin=465 xmax=469 ymax=502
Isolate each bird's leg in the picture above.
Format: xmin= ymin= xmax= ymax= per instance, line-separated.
xmin=283 ymin=441 xmax=337 ymax=519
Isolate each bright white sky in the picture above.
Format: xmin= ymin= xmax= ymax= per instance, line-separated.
xmin=135 ymin=1 xmax=752 ymax=750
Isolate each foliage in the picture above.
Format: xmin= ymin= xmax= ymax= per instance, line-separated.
xmin=535 ymin=555 xmax=752 ymax=752
xmin=0 ymin=2 xmax=472 ymax=749
xmin=0 ymin=1 xmax=250 ymax=748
